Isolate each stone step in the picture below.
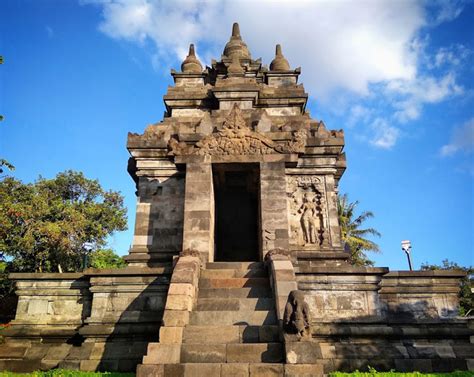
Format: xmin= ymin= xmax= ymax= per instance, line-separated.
xmin=198 ymin=287 xmax=273 ymax=299
xmin=196 ymin=297 xmax=275 ymax=311
xmin=138 ymin=362 xmax=290 ymax=377
xmin=183 ymin=325 xmax=280 ymax=344
xmin=205 ymin=262 xmax=264 ymax=270
xmin=200 ymin=268 xmax=267 ymax=279
xmin=226 ymin=343 xmax=284 ymax=363
xmin=180 ymin=343 xmax=284 ymax=364
xmin=0 ymin=345 xmax=28 ymax=359
xmin=189 ymin=310 xmax=277 ymax=326
xmin=199 ymin=277 xmax=269 ymax=289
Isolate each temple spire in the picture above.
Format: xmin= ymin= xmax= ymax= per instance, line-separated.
xmin=223 ymin=22 xmax=251 ymax=59
xmin=270 ymin=44 xmax=290 ymax=71
xmin=232 ymin=22 xmax=241 ymax=38
xmin=181 ymin=43 xmax=203 ymax=74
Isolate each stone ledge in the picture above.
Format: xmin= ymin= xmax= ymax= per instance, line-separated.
xmin=84 ymin=267 xmax=172 ymax=276
xmin=9 ymin=273 xmax=84 ymax=280
xmin=295 ymin=266 xmax=389 ymax=275
xmin=385 ymin=270 xmax=466 ymax=277
xmin=296 ymin=251 xmax=348 ymax=260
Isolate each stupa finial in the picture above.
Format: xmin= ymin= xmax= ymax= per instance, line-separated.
xmin=181 ymin=43 xmax=203 ymax=74
xmin=232 ymin=22 xmax=241 ymax=38
xmin=223 ymin=22 xmax=251 ymax=59
xmin=270 ymin=44 xmax=290 ymax=71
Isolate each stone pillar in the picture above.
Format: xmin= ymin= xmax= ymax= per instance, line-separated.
xmin=324 ymin=174 xmax=342 ymax=249
xmin=182 ymin=162 xmax=215 ymax=262
xmin=259 ymin=162 xmax=290 ymax=259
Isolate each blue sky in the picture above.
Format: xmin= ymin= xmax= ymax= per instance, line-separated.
xmin=1 ymin=0 xmax=473 ymax=270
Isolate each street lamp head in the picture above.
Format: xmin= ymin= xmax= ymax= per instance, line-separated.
xmin=401 ymin=240 xmax=411 ymax=254
xmin=82 ymin=242 xmax=94 ymax=252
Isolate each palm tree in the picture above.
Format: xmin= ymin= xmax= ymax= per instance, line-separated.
xmin=337 ymin=193 xmax=381 ymax=266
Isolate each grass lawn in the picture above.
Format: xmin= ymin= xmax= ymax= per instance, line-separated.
xmin=330 ymin=371 xmax=473 ymax=377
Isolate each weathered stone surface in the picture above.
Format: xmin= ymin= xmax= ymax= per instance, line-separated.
xmin=249 ymin=363 xmax=284 ymax=376
xmin=227 ymin=343 xmax=284 ymax=363
xmin=286 ymin=342 xmax=322 ymax=364
xmin=136 ymin=364 xmax=164 ymax=377
xmin=142 ymin=344 xmax=181 ymax=364
xmin=285 ymin=364 xmax=324 ymax=376
xmin=221 ymin=363 xmax=249 ymax=377
xmin=160 ymin=327 xmax=184 ymax=344
xmin=184 ymin=325 xmax=240 ymax=344
xmin=181 ymin=344 xmax=226 ymax=363
xmin=189 ymin=310 xmax=277 ymax=326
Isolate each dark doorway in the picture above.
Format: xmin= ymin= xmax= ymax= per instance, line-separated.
xmin=213 ymin=164 xmax=259 ymax=261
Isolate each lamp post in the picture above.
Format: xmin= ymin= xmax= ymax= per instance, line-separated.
xmin=82 ymin=242 xmax=94 ymax=270
xmin=401 ymin=240 xmax=413 ymax=271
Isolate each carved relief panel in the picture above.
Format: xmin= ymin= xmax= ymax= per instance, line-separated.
xmin=286 ymin=175 xmax=330 ymax=249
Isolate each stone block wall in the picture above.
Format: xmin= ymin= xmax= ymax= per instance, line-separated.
xmin=296 ymin=266 xmax=387 ymax=321
xmin=81 ymin=267 xmax=170 ymax=339
xmin=2 ymin=267 xmax=172 ymax=372
xmin=380 ymin=270 xmax=465 ymax=320
xmin=128 ymin=174 xmax=185 ymax=266
xmin=5 ymin=273 xmax=90 ymax=338
xmin=260 ymin=162 xmax=290 ymax=259
xmin=182 ymin=162 xmax=215 ymax=262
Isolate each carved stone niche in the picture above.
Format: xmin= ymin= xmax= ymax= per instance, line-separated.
xmin=287 ymin=175 xmax=330 ymax=249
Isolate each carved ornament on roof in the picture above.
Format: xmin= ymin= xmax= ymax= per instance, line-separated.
xmin=167 ymin=104 xmax=307 ymax=156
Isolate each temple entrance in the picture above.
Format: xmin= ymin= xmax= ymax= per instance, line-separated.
xmin=213 ymin=164 xmax=259 ymax=261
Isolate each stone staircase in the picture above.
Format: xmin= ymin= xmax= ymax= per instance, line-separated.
xmin=139 ymin=261 xmax=286 ymax=376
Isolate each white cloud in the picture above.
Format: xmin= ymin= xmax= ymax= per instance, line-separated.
xmin=370 ymin=118 xmax=400 ymax=149
xmin=390 ymin=72 xmax=464 ymax=123
xmin=433 ymin=44 xmax=470 ymax=68
xmin=83 ymin=0 xmax=467 ymax=149
xmin=347 ymin=105 xmax=372 ymax=128
xmin=84 ymin=0 xmax=424 ymax=98
xmin=431 ymin=0 xmax=464 ymax=24
xmin=440 ymin=118 xmax=474 ymax=157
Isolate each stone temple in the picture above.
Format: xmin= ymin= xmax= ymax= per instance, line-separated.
xmin=1 ymin=23 xmax=472 ymax=376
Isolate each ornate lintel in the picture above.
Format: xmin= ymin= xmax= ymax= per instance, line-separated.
xmin=168 ymin=104 xmax=307 ymax=156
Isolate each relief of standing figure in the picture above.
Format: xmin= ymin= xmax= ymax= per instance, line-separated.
xmin=298 ymin=193 xmax=321 ymax=244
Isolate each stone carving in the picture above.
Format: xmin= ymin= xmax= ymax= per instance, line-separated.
xmin=168 ymin=136 xmax=195 ymax=156
xmin=287 ymin=129 xmax=307 ymax=153
xmin=264 ymin=248 xmax=293 ymax=261
xmin=166 ymin=105 xmax=307 ymax=156
xmin=283 ymin=290 xmax=311 ymax=338
xmin=287 ymin=176 xmax=328 ymax=247
xmin=128 ymin=125 xmax=164 ymax=146
xmin=299 ymin=193 xmax=321 ymax=244
xmin=179 ymin=248 xmax=201 ymax=258
xmin=195 ymin=104 xmax=284 ymax=155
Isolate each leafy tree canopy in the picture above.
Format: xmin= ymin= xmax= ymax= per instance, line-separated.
xmin=421 ymin=259 xmax=473 ymax=316
xmin=0 ymin=159 xmax=15 ymax=176
xmin=89 ymin=249 xmax=126 ymax=269
xmin=338 ymin=193 xmax=381 ymax=266
xmin=0 ymin=170 xmax=127 ymax=272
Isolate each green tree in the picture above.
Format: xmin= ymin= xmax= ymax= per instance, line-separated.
xmin=89 ymin=249 xmax=126 ymax=269
xmin=0 ymin=170 xmax=127 ymax=272
xmin=421 ymin=259 xmax=473 ymax=316
xmin=0 ymin=159 xmax=14 ymax=177
xmin=337 ymin=193 xmax=381 ymax=266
